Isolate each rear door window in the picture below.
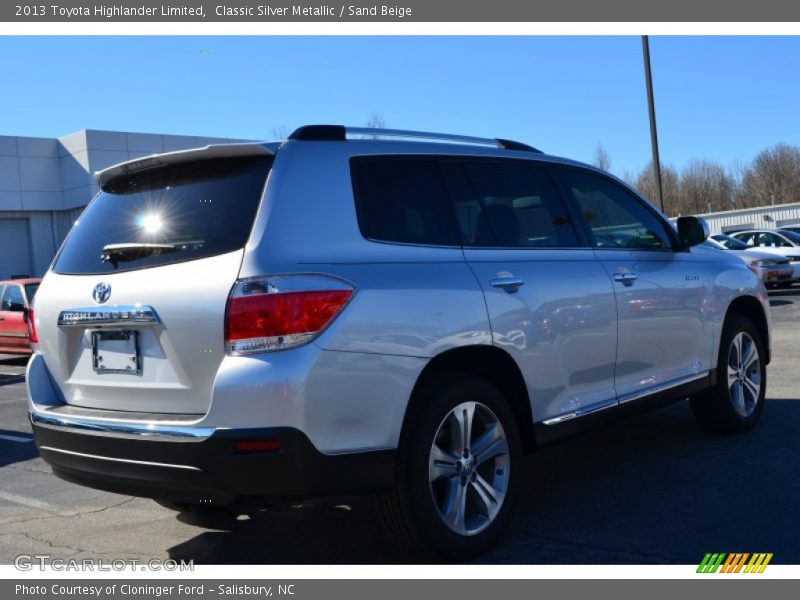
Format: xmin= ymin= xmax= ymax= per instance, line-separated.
xmin=53 ymin=156 xmax=272 ymax=275
xmin=350 ymin=157 xmax=460 ymax=246
xmin=442 ymin=160 xmax=579 ymax=248
xmin=763 ymin=232 xmax=792 ymax=248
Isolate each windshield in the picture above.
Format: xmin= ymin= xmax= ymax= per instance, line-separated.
xmin=713 ymin=234 xmax=748 ymax=250
xmin=53 ymin=156 xmax=272 ymax=275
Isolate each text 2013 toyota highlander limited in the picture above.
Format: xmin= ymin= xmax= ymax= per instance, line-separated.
xmin=27 ymin=126 xmax=771 ymax=559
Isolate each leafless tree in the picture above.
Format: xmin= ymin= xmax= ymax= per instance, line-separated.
xmin=366 ymin=113 xmax=386 ymax=139
xmin=739 ymin=143 xmax=800 ymax=207
xmin=626 ymin=143 xmax=800 ymax=217
xmin=269 ymin=126 xmax=289 ymax=141
xmin=680 ymin=159 xmax=734 ymax=215
xmin=633 ymin=161 xmax=681 ymax=214
xmin=593 ymin=143 xmax=612 ymax=172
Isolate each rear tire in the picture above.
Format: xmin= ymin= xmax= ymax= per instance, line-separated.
xmin=375 ymin=375 xmax=522 ymax=561
xmin=690 ymin=314 xmax=766 ymax=434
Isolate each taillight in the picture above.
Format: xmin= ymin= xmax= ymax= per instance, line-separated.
xmin=26 ymin=307 xmax=38 ymax=345
xmin=224 ymin=275 xmax=353 ymax=355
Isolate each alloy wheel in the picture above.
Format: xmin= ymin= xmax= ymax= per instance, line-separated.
xmin=727 ymin=331 xmax=761 ymax=418
xmin=428 ymin=401 xmax=510 ymax=536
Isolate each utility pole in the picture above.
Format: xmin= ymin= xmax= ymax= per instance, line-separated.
xmin=642 ymin=36 xmax=665 ymax=213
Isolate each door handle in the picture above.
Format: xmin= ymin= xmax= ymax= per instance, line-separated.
xmin=611 ymin=271 xmax=638 ymax=285
xmin=490 ymin=277 xmax=525 ymax=292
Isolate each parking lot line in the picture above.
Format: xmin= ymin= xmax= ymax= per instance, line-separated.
xmin=0 ymin=433 xmax=33 ymax=443
xmin=0 ymin=491 xmax=63 ymax=514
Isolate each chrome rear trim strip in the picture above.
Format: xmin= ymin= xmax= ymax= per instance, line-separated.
xmin=39 ymin=446 xmax=201 ymax=471
xmin=57 ymin=305 xmax=160 ymax=328
xmin=30 ymin=410 xmax=215 ymax=441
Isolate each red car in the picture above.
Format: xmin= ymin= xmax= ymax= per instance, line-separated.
xmin=0 ymin=278 xmax=40 ymax=355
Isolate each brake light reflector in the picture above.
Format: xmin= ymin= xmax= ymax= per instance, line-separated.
xmin=225 ymin=275 xmax=353 ymax=355
xmin=235 ymin=440 xmax=281 ymax=453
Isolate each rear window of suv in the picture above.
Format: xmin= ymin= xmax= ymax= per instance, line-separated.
xmin=53 ymin=156 xmax=272 ymax=275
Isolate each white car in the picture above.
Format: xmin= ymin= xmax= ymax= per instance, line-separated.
xmin=705 ymin=235 xmax=795 ymax=288
xmin=727 ymin=229 xmax=800 ymax=277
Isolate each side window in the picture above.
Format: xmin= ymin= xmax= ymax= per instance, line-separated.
xmin=736 ymin=232 xmax=755 ymax=246
xmin=1 ymin=285 xmax=25 ymax=312
xmin=557 ymin=168 xmax=674 ymax=250
xmin=753 ymin=233 xmax=774 ymax=247
xmin=351 ymin=157 xmax=459 ymax=246
xmin=442 ymin=160 xmax=579 ymax=248
xmin=772 ymin=234 xmax=792 ymax=248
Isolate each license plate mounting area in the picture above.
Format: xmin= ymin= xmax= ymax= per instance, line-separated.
xmin=92 ymin=330 xmax=141 ymax=375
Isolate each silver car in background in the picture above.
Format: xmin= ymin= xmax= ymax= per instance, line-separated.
xmin=27 ymin=126 xmax=772 ymax=559
xmin=728 ymin=229 xmax=800 ymax=278
xmin=706 ymin=234 xmax=795 ymax=288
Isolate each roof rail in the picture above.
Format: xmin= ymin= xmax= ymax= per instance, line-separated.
xmin=287 ymin=125 xmax=542 ymax=153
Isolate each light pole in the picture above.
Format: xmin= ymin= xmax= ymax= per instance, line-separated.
xmin=642 ymin=35 xmax=665 ymax=213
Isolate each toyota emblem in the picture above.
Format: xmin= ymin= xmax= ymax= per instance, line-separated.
xmin=93 ymin=282 xmax=112 ymax=304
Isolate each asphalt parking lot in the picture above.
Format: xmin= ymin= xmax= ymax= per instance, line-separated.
xmin=1 ymin=288 xmax=799 ymax=565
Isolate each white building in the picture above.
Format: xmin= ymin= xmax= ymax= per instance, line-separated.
xmin=692 ymin=202 xmax=800 ymax=235
xmin=0 ymin=129 xmax=249 ymax=279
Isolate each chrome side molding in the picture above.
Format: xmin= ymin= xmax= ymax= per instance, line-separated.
xmin=57 ymin=305 xmax=161 ymax=328
xmin=618 ymin=371 xmax=710 ymax=405
xmin=541 ymin=398 xmax=617 ymax=426
xmin=542 ymin=371 xmax=711 ymax=426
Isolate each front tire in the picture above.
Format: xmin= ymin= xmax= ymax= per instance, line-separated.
xmin=691 ymin=314 xmax=766 ymax=433
xmin=375 ymin=375 xmax=522 ymax=561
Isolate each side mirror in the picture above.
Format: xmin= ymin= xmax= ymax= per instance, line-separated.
xmin=677 ymin=216 xmax=710 ymax=248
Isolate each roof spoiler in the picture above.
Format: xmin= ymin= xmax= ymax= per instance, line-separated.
xmin=95 ymin=142 xmax=275 ymax=190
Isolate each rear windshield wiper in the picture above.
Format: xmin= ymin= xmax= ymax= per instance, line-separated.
xmin=100 ymin=243 xmax=179 ymax=268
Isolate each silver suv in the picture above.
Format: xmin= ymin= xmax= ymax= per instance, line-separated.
xmin=27 ymin=126 xmax=771 ymax=559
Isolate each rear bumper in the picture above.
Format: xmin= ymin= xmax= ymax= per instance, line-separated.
xmin=30 ymin=414 xmax=395 ymax=504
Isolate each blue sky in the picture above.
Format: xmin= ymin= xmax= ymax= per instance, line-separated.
xmin=0 ymin=36 xmax=797 ymax=176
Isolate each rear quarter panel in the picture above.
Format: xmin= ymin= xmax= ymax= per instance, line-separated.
xmin=238 ymin=141 xmax=493 ymax=357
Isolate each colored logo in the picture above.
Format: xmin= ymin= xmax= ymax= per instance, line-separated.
xmin=697 ymin=553 xmax=773 ymax=573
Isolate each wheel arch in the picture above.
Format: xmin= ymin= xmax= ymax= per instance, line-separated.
xmin=724 ymin=294 xmax=771 ymax=364
xmin=403 ymin=345 xmax=536 ymax=453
